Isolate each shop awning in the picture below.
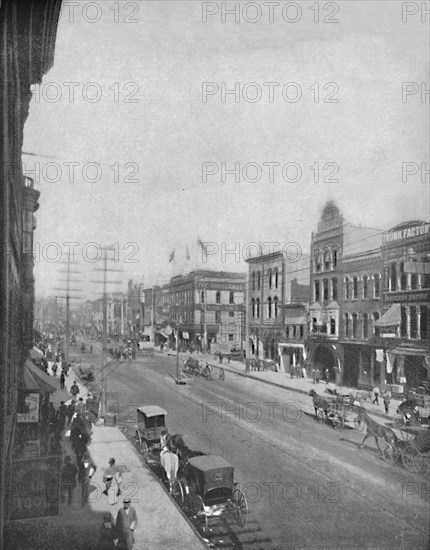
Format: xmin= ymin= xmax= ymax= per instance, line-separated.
xmin=29 ymin=346 xmax=44 ymax=361
xmin=20 ymin=364 xmax=41 ymax=392
xmin=25 ymin=360 xmax=58 ymax=393
xmin=374 ymin=304 xmax=401 ymax=327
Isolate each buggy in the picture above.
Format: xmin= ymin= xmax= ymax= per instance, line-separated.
xmin=178 ymin=455 xmax=248 ymax=533
xmin=134 ymin=405 xmax=168 ymax=461
xmin=383 ymin=425 xmax=430 ymax=474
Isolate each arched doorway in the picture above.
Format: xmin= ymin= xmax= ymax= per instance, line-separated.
xmin=312 ymin=345 xmax=338 ymax=383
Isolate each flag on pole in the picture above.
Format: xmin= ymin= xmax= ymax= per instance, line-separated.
xmin=169 ymin=249 xmax=175 ymax=263
xmin=197 ymin=237 xmax=208 ymax=259
xmin=186 ymin=245 xmax=190 ymax=261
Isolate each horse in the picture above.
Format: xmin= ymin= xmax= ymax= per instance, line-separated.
xmin=160 ymin=445 xmax=179 ymax=493
xmin=308 ymin=389 xmax=331 ymax=420
xmin=355 ymin=411 xmax=398 ymax=455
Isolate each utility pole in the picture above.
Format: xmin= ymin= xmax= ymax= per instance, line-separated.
xmin=91 ymin=246 xmax=122 ymax=419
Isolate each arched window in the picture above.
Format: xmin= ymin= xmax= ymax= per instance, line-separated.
xmin=374 ymin=273 xmax=380 ymax=298
xmin=274 ymin=268 xmax=279 ymax=289
xmin=251 ymin=298 xmax=255 ymax=318
xmin=362 ymin=275 xmax=368 ymax=299
xmin=267 ymin=297 xmax=272 ymax=318
xmin=216 ymin=291 xmax=221 ymax=304
xmin=344 ymin=313 xmax=350 ymax=338
xmin=363 ymin=313 xmax=368 ymax=338
xmin=373 ymin=312 xmax=380 ymax=336
xmin=268 ymin=269 xmax=272 ymax=289
xmin=274 ymin=296 xmax=279 ymax=318
xmin=352 ymin=277 xmax=358 ymax=300
xmin=256 ymin=298 xmax=260 ymax=318
xmin=323 ymin=249 xmax=330 ymax=271
xmin=330 ymin=318 xmax=336 ymax=335
xmin=352 ymin=313 xmax=358 ymax=338
xmin=332 ymin=248 xmax=338 ymax=268
xmin=314 ymin=250 xmax=321 ymax=272
xmin=257 ymin=272 xmax=261 ymax=290
xmin=344 ymin=277 xmax=350 ymax=300
xmin=252 ymin=272 xmax=256 ymax=291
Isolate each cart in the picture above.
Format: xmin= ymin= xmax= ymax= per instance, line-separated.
xmin=315 ymin=390 xmax=359 ymax=431
xmin=182 ymin=358 xmax=225 ymax=382
xmin=134 ymin=405 xmax=168 ymax=461
xmin=178 ymin=455 xmax=248 ymax=534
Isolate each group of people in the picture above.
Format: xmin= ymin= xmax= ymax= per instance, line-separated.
xmin=109 ymin=346 xmax=136 ymax=361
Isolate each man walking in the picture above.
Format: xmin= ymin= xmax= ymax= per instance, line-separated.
xmin=70 ymin=381 xmax=80 ymax=399
xmin=116 ymin=497 xmax=137 ymax=549
xmin=372 ymin=385 xmax=380 ymax=405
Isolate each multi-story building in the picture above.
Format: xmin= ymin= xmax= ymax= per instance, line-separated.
xmin=374 ymin=220 xmax=430 ymax=392
xmin=340 ymin=247 xmax=384 ymax=388
xmin=145 ymin=270 xmax=246 ymax=352
xmin=246 ymin=250 xmax=310 ymax=364
xmin=307 ymin=201 xmax=382 ymax=384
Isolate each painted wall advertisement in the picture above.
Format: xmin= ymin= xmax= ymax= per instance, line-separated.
xmin=7 ymin=456 xmax=61 ymax=521
xmin=17 ymin=393 xmax=39 ymax=423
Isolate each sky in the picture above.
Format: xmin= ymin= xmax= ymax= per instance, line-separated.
xmin=22 ymin=0 xmax=429 ymax=299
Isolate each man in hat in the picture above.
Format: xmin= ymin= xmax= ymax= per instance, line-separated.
xmin=103 ymin=457 xmax=122 ymax=503
xmin=70 ymin=381 xmax=80 ymax=398
xmin=116 ymin=497 xmax=137 ymax=549
xmin=99 ymin=511 xmax=116 ymax=549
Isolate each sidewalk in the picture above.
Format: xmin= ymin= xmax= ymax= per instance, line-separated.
xmin=60 ymin=367 xmax=207 ymax=550
xmin=166 ymin=350 xmax=398 ymax=424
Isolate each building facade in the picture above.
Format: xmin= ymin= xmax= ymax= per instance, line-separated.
xmin=307 ymin=201 xmax=383 ymax=385
xmin=144 ymin=271 xmax=246 ymax=352
xmin=246 ymin=251 xmax=310 ymax=365
xmin=375 ymin=220 xmax=430 ymax=392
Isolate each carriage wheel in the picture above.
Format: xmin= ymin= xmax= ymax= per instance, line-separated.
xmin=135 ymin=433 xmax=148 ymax=460
xmin=382 ymin=443 xmax=400 ymax=465
xmin=189 ymin=495 xmax=207 ymax=534
xmin=171 ymin=479 xmax=184 ymax=506
xmin=402 ymin=446 xmax=425 ymax=474
xmin=232 ymin=488 xmax=248 ymax=527
xmin=219 ymin=368 xmax=225 ymax=381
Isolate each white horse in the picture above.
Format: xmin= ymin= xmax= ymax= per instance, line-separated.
xmin=160 ymin=446 xmax=179 ymax=493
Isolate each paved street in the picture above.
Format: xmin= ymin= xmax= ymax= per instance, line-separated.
xmin=85 ymin=351 xmax=430 ymax=550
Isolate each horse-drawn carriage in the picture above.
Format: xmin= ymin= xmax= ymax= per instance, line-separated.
xmin=382 ymin=425 xmax=430 ymax=473
xmin=134 ymin=405 xmax=168 ymax=461
xmin=309 ymin=389 xmax=358 ymax=431
xmin=177 ymin=455 xmax=248 ymax=533
xmin=183 ymin=357 xmax=225 ymax=381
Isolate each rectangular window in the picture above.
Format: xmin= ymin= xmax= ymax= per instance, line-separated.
xmin=314 ymin=280 xmax=320 ymax=302
xmin=420 ymin=306 xmax=427 ymax=340
xmin=410 ymin=306 xmax=418 ymax=339
xmin=215 ymin=311 xmax=221 ymax=323
xmin=332 ymin=278 xmax=338 ymax=301
xmin=300 ymin=325 xmax=304 ymax=338
xmin=344 ymin=314 xmax=349 ymax=338
xmin=400 ymin=306 xmax=407 ymax=338
xmin=229 ymin=291 xmax=234 ymax=304
xmin=229 ymin=311 xmax=234 ymax=317
xmin=228 ymin=334 xmax=234 ymax=342
xmin=323 ymin=279 xmax=329 ymax=302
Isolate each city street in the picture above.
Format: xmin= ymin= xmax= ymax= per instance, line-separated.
xmin=89 ymin=351 xmax=429 ymax=550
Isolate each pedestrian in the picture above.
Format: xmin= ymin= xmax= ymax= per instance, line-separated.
xmin=76 ymin=397 xmax=86 ymax=416
xmin=99 ymin=512 xmax=117 ymax=549
xmin=63 ymin=362 xmax=69 ymax=377
xmin=79 ymin=452 xmax=97 ymax=506
xmin=116 ymin=497 xmax=137 ymax=550
xmin=383 ymin=391 xmax=391 ymax=414
xmin=52 ymin=362 xmax=58 ymax=377
xmin=372 ymin=385 xmax=380 ymax=406
xmin=60 ymin=370 xmax=66 ymax=389
xmin=67 ymin=399 xmax=76 ymax=425
xmin=57 ymin=401 xmax=68 ymax=432
xmin=103 ymin=457 xmax=122 ymax=505
xmin=61 ymin=456 xmax=78 ymax=505
xmin=70 ymin=381 xmax=80 ymax=399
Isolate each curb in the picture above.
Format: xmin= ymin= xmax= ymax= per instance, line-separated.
xmin=206 ymin=361 xmax=394 ymax=424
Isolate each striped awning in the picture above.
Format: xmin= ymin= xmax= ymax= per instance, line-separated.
xmin=374 ymin=304 xmax=401 ymax=327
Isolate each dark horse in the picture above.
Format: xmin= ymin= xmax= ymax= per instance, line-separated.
xmin=165 ymin=433 xmax=206 ymax=476
xmin=355 ymin=411 xmax=398 ymax=455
